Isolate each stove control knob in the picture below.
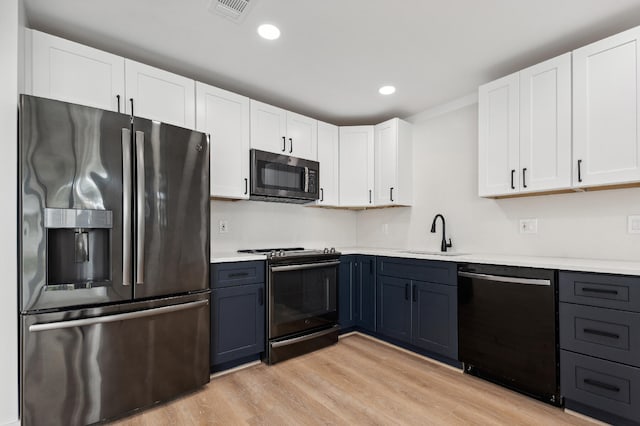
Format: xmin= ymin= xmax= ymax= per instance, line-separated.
xmin=270 ymin=250 xmax=277 ymax=258
xmin=330 ymin=247 xmax=336 ymax=253
xmin=323 ymin=248 xmax=329 ymax=254
xmin=279 ymin=250 xmax=285 ymax=257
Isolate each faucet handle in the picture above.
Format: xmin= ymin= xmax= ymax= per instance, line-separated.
xmin=446 ymin=238 xmax=452 ymax=248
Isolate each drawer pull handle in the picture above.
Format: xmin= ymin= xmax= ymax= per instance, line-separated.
xmin=581 ymin=287 xmax=618 ymax=295
xmin=583 ymin=328 xmax=620 ymax=339
xmin=583 ymin=378 xmax=620 ymax=393
xmin=228 ymin=272 xmax=250 ymax=278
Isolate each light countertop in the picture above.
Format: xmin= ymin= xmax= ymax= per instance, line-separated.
xmin=211 ymin=247 xmax=640 ymax=276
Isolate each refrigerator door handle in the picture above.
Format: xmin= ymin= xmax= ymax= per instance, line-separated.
xmin=28 ymin=300 xmax=209 ymax=332
xmin=135 ymin=130 xmax=146 ymax=285
xmin=122 ymin=128 xmax=132 ymax=286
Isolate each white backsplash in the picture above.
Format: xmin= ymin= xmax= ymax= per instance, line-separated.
xmin=210 ymin=199 xmax=357 ymax=253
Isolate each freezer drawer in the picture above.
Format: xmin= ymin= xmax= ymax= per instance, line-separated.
xmin=21 ymin=292 xmax=210 ymax=426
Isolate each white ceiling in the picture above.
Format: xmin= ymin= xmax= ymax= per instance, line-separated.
xmin=24 ymin=0 xmax=640 ymax=125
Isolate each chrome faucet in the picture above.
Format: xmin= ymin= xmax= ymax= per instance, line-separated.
xmin=430 ymin=214 xmax=452 ymax=252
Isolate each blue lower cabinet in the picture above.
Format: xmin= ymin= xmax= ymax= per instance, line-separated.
xmin=210 ymin=261 xmax=266 ymax=371
xmin=377 ymin=275 xmax=412 ymax=343
xmin=411 ymin=280 xmax=457 ymax=359
xmin=376 ymin=257 xmax=458 ymax=361
xmin=339 ymin=255 xmax=377 ymax=332
xmin=356 ymin=256 xmax=376 ymax=332
xmin=339 ymin=256 xmax=357 ymax=329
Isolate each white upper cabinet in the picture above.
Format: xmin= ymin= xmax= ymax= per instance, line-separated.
xmin=478 ymin=73 xmax=520 ymax=197
xmin=374 ymin=118 xmax=413 ymax=206
xmin=316 ymin=121 xmax=340 ymax=206
xmin=250 ymin=100 xmax=317 ymax=160
xmin=519 ymin=53 xmax=572 ymax=193
xmin=196 ymin=82 xmax=250 ymax=199
xmin=125 ymin=59 xmax=195 ymax=128
xmin=479 ymin=53 xmax=572 ymax=197
xmin=573 ymin=26 xmax=640 ymax=188
xmin=30 ymin=30 xmax=125 ymax=112
xmin=339 ymin=126 xmax=374 ymax=207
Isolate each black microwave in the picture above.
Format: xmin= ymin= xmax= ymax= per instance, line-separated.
xmin=250 ymin=149 xmax=319 ymax=203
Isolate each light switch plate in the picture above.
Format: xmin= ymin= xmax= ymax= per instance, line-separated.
xmin=628 ymin=215 xmax=640 ymax=234
xmin=519 ymin=218 xmax=538 ymax=234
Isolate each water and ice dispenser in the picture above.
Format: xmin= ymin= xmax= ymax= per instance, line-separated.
xmin=44 ymin=208 xmax=112 ymax=289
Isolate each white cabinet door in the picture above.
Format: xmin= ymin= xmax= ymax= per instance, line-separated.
xmin=250 ymin=100 xmax=287 ymax=154
xmin=250 ymin=100 xmax=318 ymax=160
xmin=286 ymin=111 xmax=318 ymax=160
xmin=125 ymin=59 xmax=195 ymax=128
xmin=30 ymin=30 xmax=124 ymax=112
xmin=573 ymin=26 xmax=640 ymax=187
xmin=196 ymin=82 xmax=250 ymax=199
xmin=519 ymin=53 xmax=572 ymax=193
xmin=478 ymin=73 xmax=519 ymax=197
xmin=374 ymin=118 xmax=413 ymax=206
xmin=339 ymin=126 xmax=374 ymax=207
xmin=316 ymin=121 xmax=339 ymax=206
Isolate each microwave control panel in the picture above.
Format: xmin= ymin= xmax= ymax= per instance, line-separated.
xmin=308 ymin=169 xmax=317 ymax=193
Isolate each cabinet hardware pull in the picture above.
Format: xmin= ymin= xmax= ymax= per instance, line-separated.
xmin=228 ymin=272 xmax=249 ymax=278
xmin=129 ymin=98 xmax=134 ymax=117
xmin=583 ymin=378 xmax=620 ymax=393
xmin=404 ymin=283 xmax=409 ymax=301
xmin=583 ymin=328 xmax=620 ymax=339
xmin=581 ymin=287 xmax=618 ymax=295
xmin=320 ymin=188 xmax=324 ymax=202
xmin=116 ymin=94 xmax=121 ymax=113
xmin=282 ymin=136 xmax=286 ymax=152
xmin=369 ymin=189 xmax=372 ymax=204
xmin=578 ymin=159 xmax=583 ymax=182
xmin=370 ymin=261 xmax=373 ymax=275
xmin=522 ymin=168 xmax=527 ymax=188
xmin=244 ymin=178 xmax=248 ymax=195
xmin=289 ymin=138 xmax=293 ymax=153
xmin=412 ymin=285 xmax=417 ymax=302
xmin=258 ymin=287 xmax=264 ymax=306
xmin=390 ymin=187 xmax=394 ymax=202
xmin=511 ymin=169 xmax=515 ymax=190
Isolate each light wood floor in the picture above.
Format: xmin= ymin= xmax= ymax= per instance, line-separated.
xmin=110 ymin=334 xmax=592 ymax=426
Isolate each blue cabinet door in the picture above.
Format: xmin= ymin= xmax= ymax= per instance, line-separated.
xmin=211 ymin=283 xmax=265 ymax=366
xmin=339 ymin=256 xmax=357 ymax=329
xmin=411 ymin=280 xmax=458 ymax=359
xmin=356 ymin=255 xmax=376 ymax=332
xmin=377 ymin=275 xmax=411 ymax=343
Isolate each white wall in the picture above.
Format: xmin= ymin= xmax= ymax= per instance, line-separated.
xmin=357 ymin=101 xmax=640 ymax=262
xmin=0 ymin=0 xmax=21 ymax=424
xmin=210 ymin=200 xmax=357 ymax=253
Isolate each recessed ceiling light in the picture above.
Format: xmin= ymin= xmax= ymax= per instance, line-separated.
xmin=258 ymin=24 xmax=280 ymax=40
xmin=379 ymin=85 xmax=396 ymax=95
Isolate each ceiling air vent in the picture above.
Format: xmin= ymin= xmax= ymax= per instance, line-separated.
xmin=209 ymin=0 xmax=254 ymax=22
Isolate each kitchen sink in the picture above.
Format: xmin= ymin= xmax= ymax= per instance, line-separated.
xmin=399 ymin=250 xmax=468 ymax=257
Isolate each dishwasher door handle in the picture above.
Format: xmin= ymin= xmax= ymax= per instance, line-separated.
xmin=458 ymin=271 xmax=551 ymax=286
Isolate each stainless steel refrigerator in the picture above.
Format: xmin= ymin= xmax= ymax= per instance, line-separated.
xmin=19 ymin=95 xmax=211 ymax=425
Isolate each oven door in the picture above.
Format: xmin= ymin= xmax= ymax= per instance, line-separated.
xmin=268 ymin=260 xmax=339 ymax=339
xmin=250 ymin=149 xmax=318 ymax=200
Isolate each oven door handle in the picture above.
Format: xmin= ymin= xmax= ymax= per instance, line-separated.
xmin=270 ymin=261 xmax=341 ymax=272
xmin=458 ymin=271 xmax=550 ymax=286
xmin=271 ymin=325 xmax=340 ymax=348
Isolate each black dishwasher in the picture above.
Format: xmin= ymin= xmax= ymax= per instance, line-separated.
xmin=458 ymin=263 xmax=560 ymax=405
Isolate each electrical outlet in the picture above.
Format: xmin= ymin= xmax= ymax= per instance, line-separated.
xmin=382 ymin=223 xmax=389 ymax=235
xmin=519 ymin=218 xmax=538 ymax=234
xmin=629 ymin=215 xmax=640 ymax=234
xmin=218 ymin=220 xmax=228 ymax=233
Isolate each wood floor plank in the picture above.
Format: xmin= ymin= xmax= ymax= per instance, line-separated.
xmin=110 ymin=334 xmax=592 ymax=426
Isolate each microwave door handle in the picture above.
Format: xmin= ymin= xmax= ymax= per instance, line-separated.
xmin=304 ymin=167 xmax=309 ymax=192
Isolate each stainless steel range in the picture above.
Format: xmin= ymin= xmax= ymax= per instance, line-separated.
xmin=238 ymin=247 xmax=341 ymax=364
